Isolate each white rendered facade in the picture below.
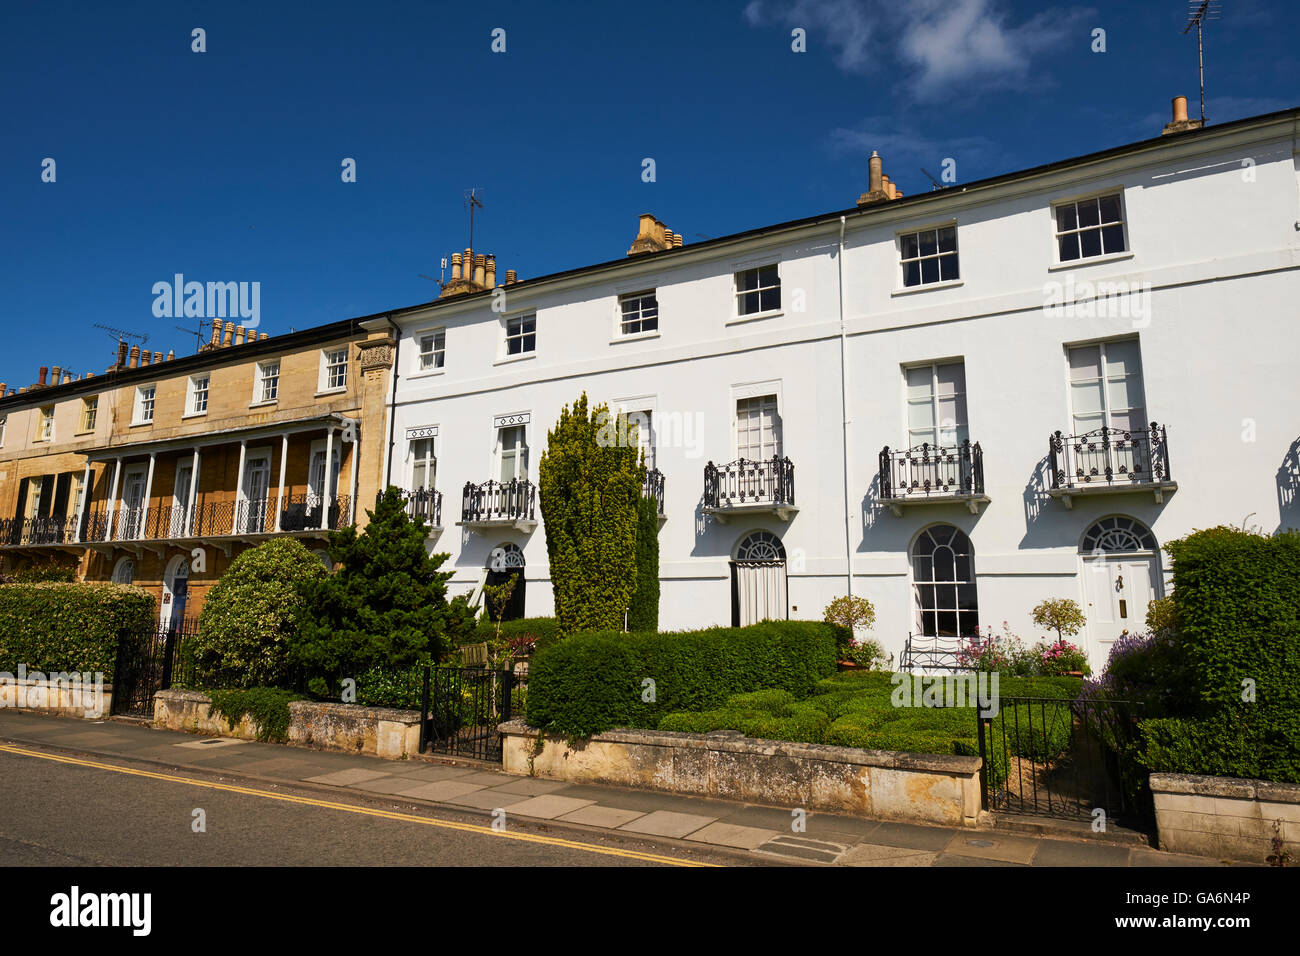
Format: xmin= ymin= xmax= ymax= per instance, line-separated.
xmin=374 ymin=109 xmax=1300 ymax=672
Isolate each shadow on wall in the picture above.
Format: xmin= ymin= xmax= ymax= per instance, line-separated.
xmin=1018 ymin=454 xmax=1056 ymax=549
xmin=1277 ymin=437 xmax=1300 ymax=534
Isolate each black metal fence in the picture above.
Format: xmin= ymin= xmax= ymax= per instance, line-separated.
xmin=977 ymin=695 xmax=1151 ymax=829
xmin=1049 ymin=423 xmax=1170 ymax=491
xmin=0 ymin=515 xmax=78 ymax=546
xmin=110 ymin=619 xmax=200 ymax=719
xmin=704 ymin=456 xmax=795 ymax=509
xmin=419 ymin=665 xmax=525 ymax=762
xmin=900 ymin=633 xmax=973 ymax=673
xmin=880 ymin=440 xmax=984 ymax=501
xmin=462 ymin=479 xmax=536 ymax=524
xmin=73 ymin=494 xmax=352 ymax=544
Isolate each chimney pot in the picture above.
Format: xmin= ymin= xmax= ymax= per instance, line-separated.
xmin=223 ymin=322 xmax=234 ymax=347
xmin=129 ymin=347 xmax=140 ymax=368
xmin=117 ymin=341 xmax=129 ymax=367
xmin=211 ymin=317 xmax=222 ymax=345
xmin=258 ymin=332 xmax=267 ymax=341
xmin=152 ymin=351 xmax=162 ymax=364
xmin=473 ymin=254 xmax=486 ymax=287
xmin=451 ymin=252 xmax=462 ymax=281
xmin=485 ymin=254 xmax=497 ymax=288
xmin=141 ymin=351 xmax=151 ymax=366
xmin=63 ymin=372 xmax=72 ymax=384
xmin=673 ymin=233 xmax=683 ymax=248
xmin=38 ymin=367 xmax=48 ymax=386
xmin=85 ymin=371 xmax=93 ymax=379
xmin=234 ymin=326 xmax=245 ymax=345
xmin=1172 ymin=95 xmax=1188 ymax=123
xmin=51 ymin=365 xmax=61 ymax=384
xmin=166 ymin=350 xmax=175 ymax=361
xmin=869 ymin=150 xmax=883 ymax=193
xmin=505 ymin=269 xmax=517 ymax=285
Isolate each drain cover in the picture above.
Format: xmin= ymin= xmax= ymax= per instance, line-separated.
xmin=966 ymin=839 xmax=995 ymax=847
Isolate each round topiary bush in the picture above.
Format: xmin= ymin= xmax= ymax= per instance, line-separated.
xmin=191 ymin=538 xmax=328 ymax=688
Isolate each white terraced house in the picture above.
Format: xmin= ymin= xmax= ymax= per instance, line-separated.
xmin=367 ymin=101 xmax=1300 ymax=673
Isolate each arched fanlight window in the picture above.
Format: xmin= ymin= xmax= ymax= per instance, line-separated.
xmin=1080 ymin=516 xmax=1157 ymax=554
xmin=735 ymin=530 xmax=786 ymax=562
xmin=488 ymin=542 xmax=525 ymax=570
xmin=112 ymin=557 xmax=135 ymax=585
xmin=911 ymin=525 xmax=978 ymax=638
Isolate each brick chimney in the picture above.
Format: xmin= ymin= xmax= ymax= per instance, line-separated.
xmin=37 ymin=367 xmax=48 ymax=386
xmin=627 ymin=214 xmax=677 ymax=256
xmin=1162 ymin=95 xmax=1203 ymax=135
xmin=438 ymin=244 xmax=516 ymax=298
xmin=858 ymin=150 xmax=905 ymax=206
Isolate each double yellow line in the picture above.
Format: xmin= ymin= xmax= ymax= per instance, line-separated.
xmin=0 ymin=743 xmax=716 ymax=867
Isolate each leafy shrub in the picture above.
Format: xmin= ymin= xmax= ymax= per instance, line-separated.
xmin=525 ymin=621 xmax=839 ymax=738
xmin=206 ymin=687 xmax=304 ymax=743
xmin=293 ymin=488 xmax=459 ymax=695
xmin=627 ymin=495 xmax=660 ymax=632
xmin=1031 ymin=598 xmax=1086 ymax=641
xmin=192 ymin=538 xmax=327 ymax=689
xmin=8 ymin=563 xmax=78 ymax=583
xmin=1140 ymin=706 xmax=1300 ymax=784
xmin=1145 ymin=595 xmax=1177 ymax=635
xmin=1031 ymin=638 xmax=1090 ymax=676
xmin=354 ymin=663 xmax=424 ymax=709
xmin=469 ymin=617 xmax=562 ymax=655
xmin=823 ymin=596 xmax=876 ymax=653
xmin=1082 ymin=630 xmax=1189 ymax=717
xmin=0 ymin=582 xmax=154 ymax=673
xmin=1164 ymin=526 xmax=1300 ymax=715
xmin=844 ymin=637 xmax=888 ymax=669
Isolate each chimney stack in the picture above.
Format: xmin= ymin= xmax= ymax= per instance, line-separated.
xmin=505 ymin=270 xmax=517 ymax=285
xmin=627 ymin=214 xmax=676 ymax=255
xmin=858 ymin=150 xmax=904 ymax=206
xmin=117 ymin=341 xmax=129 ymax=368
xmin=1162 ymin=94 xmax=1203 ymax=135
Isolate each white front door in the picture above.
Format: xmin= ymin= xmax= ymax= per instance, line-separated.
xmin=1082 ymin=555 xmax=1157 ymax=668
xmin=734 ymin=562 xmax=788 ymax=626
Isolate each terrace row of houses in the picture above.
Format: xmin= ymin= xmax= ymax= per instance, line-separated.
xmin=2 ymin=98 xmax=1296 ymax=670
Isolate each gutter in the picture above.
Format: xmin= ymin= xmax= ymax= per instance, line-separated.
xmin=837 ymin=216 xmax=854 ymax=602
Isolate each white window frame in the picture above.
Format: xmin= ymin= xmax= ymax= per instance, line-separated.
xmin=409 ymin=434 xmax=438 ymax=491
xmin=903 ymin=360 xmax=970 ymax=449
xmin=38 ymin=405 xmax=54 ymax=442
xmin=1050 ymin=189 xmax=1130 ymax=267
xmin=186 ymin=375 xmax=210 ymax=417
xmin=733 ymin=394 xmax=782 ymax=462
xmin=415 ymin=329 xmax=447 ymax=375
xmin=500 ymin=312 xmax=537 ymax=362
xmin=111 ymin=556 xmax=135 ymax=585
xmin=133 ymin=385 xmax=156 ymax=425
xmin=896 ymin=221 xmax=961 ymax=292
xmin=731 ymin=261 xmax=782 ymax=323
xmin=0 ymin=416 xmax=6 ymax=447
xmin=253 ymin=360 xmax=280 ymax=406
xmin=26 ymin=475 xmax=49 ymax=520
xmin=1065 ymin=337 xmax=1147 ymax=436
xmin=493 ymin=414 xmax=531 ymax=482
xmin=319 ymin=347 xmax=348 ymax=393
xmin=79 ymin=396 xmax=98 ymax=433
xmin=616 ymin=290 xmax=660 ymax=339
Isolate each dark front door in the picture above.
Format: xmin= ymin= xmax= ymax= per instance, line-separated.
xmin=484 ymin=569 xmax=525 ymax=621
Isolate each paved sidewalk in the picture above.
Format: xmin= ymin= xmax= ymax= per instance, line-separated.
xmin=0 ymin=711 xmax=1225 ymax=867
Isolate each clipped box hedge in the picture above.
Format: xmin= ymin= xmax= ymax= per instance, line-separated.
xmin=525 ymin=621 xmax=841 ymax=737
xmin=0 ymin=582 xmax=156 ymax=674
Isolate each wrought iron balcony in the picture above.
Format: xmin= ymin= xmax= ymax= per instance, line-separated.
xmin=391 ymin=487 xmax=444 ymax=530
xmin=0 ymin=516 xmax=79 ymax=548
xmin=460 ymin=479 xmax=537 ymax=530
xmin=703 ymin=456 xmax=797 ymax=521
xmin=643 ymin=468 xmax=666 ymax=519
xmin=69 ymin=494 xmax=352 ymax=546
xmin=878 ymin=440 xmax=989 ymax=516
xmin=1048 ymin=423 xmax=1175 ymax=508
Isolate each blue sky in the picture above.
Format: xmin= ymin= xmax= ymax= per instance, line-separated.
xmin=2 ymin=0 xmax=1296 ymax=385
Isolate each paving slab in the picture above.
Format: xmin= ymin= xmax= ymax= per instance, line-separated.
xmin=685 ymin=822 xmax=778 ymax=850
xmin=838 ymin=843 xmax=939 ymax=866
xmin=556 ymin=805 xmax=647 ymax=829
xmin=395 ymin=780 xmax=488 ymax=802
xmin=619 ymin=810 xmax=717 ymax=839
xmin=488 ymin=778 xmax=571 ymax=796
xmin=932 ymin=853 xmax=1024 ymax=867
xmin=304 ymin=768 xmax=395 ymax=786
xmin=443 ymin=790 xmax=536 ymax=811
xmin=384 ymin=765 xmax=476 ymax=783
xmin=943 ymin=832 xmax=1039 ymax=865
xmin=1128 ymin=847 xmax=1228 ymax=867
xmin=503 ymin=795 xmax=598 ymax=820
xmin=757 ymin=835 xmax=847 ymax=864
xmin=862 ymin=821 xmax=961 ymax=852
xmin=446 ymin=771 xmax=513 ymax=787
xmin=350 ymin=776 xmax=430 ymax=795
xmin=1032 ymin=838 xmax=1138 ymax=867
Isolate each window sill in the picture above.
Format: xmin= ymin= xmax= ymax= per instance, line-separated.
xmin=611 ymin=331 xmax=661 ymax=344
xmin=891 ymin=279 xmax=964 ymax=297
xmin=726 ymin=309 xmax=783 ymax=327
xmin=407 ymin=368 xmax=447 ymax=381
xmin=74 ymin=429 xmax=94 ymax=437
xmin=314 ymin=387 xmax=348 ymax=398
xmin=249 ymin=400 xmax=278 ymax=409
xmin=494 ymin=352 xmax=536 ymax=367
xmin=1048 ymin=251 xmax=1134 ymax=272
xmin=181 ymin=411 xmax=208 ymax=420
xmin=129 ymin=420 xmax=153 ymax=428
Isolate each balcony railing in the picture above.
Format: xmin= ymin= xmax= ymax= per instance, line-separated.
xmin=703 ymin=456 xmax=795 ymax=512
xmin=392 ymin=487 xmax=443 ymax=529
xmin=879 ymin=440 xmax=985 ymax=503
xmin=0 ymin=515 xmax=79 ymax=547
xmin=643 ymin=468 xmax=666 ymax=516
xmin=1049 ymin=424 xmax=1171 ymax=492
xmin=462 ymin=479 xmax=536 ymax=525
xmin=70 ymin=494 xmax=351 ymax=544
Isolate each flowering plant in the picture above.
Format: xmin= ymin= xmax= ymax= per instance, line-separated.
xmin=1034 ymin=637 xmax=1090 ymax=676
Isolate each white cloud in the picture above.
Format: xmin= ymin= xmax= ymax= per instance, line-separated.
xmin=745 ymin=0 xmax=1093 ymax=100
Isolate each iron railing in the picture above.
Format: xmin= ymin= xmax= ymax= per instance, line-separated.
xmin=880 ymin=440 xmax=984 ymax=501
xmin=900 ymin=632 xmax=975 ymax=673
xmin=419 ymin=664 xmax=524 ymax=762
xmin=0 ymin=515 xmax=79 ymax=546
xmin=462 ymin=479 xmax=536 ymax=523
xmin=977 ymin=695 xmax=1150 ymax=828
xmin=65 ymin=494 xmax=351 ymax=544
xmin=1049 ymin=423 xmax=1170 ymax=491
xmin=391 ymin=487 xmax=443 ymax=528
xmin=643 ymin=468 xmax=666 ymax=515
xmin=111 ymin=618 xmax=201 ymax=719
xmin=704 ymin=456 xmax=795 ymax=509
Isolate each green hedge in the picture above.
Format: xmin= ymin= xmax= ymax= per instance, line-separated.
xmin=525 ymin=621 xmax=840 ymax=737
xmin=1165 ymin=527 xmax=1300 ymax=714
xmin=1141 ymin=705 xmax=1300 ymax=784
xmin=0 ymin=582 xmax=155 ymax=673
